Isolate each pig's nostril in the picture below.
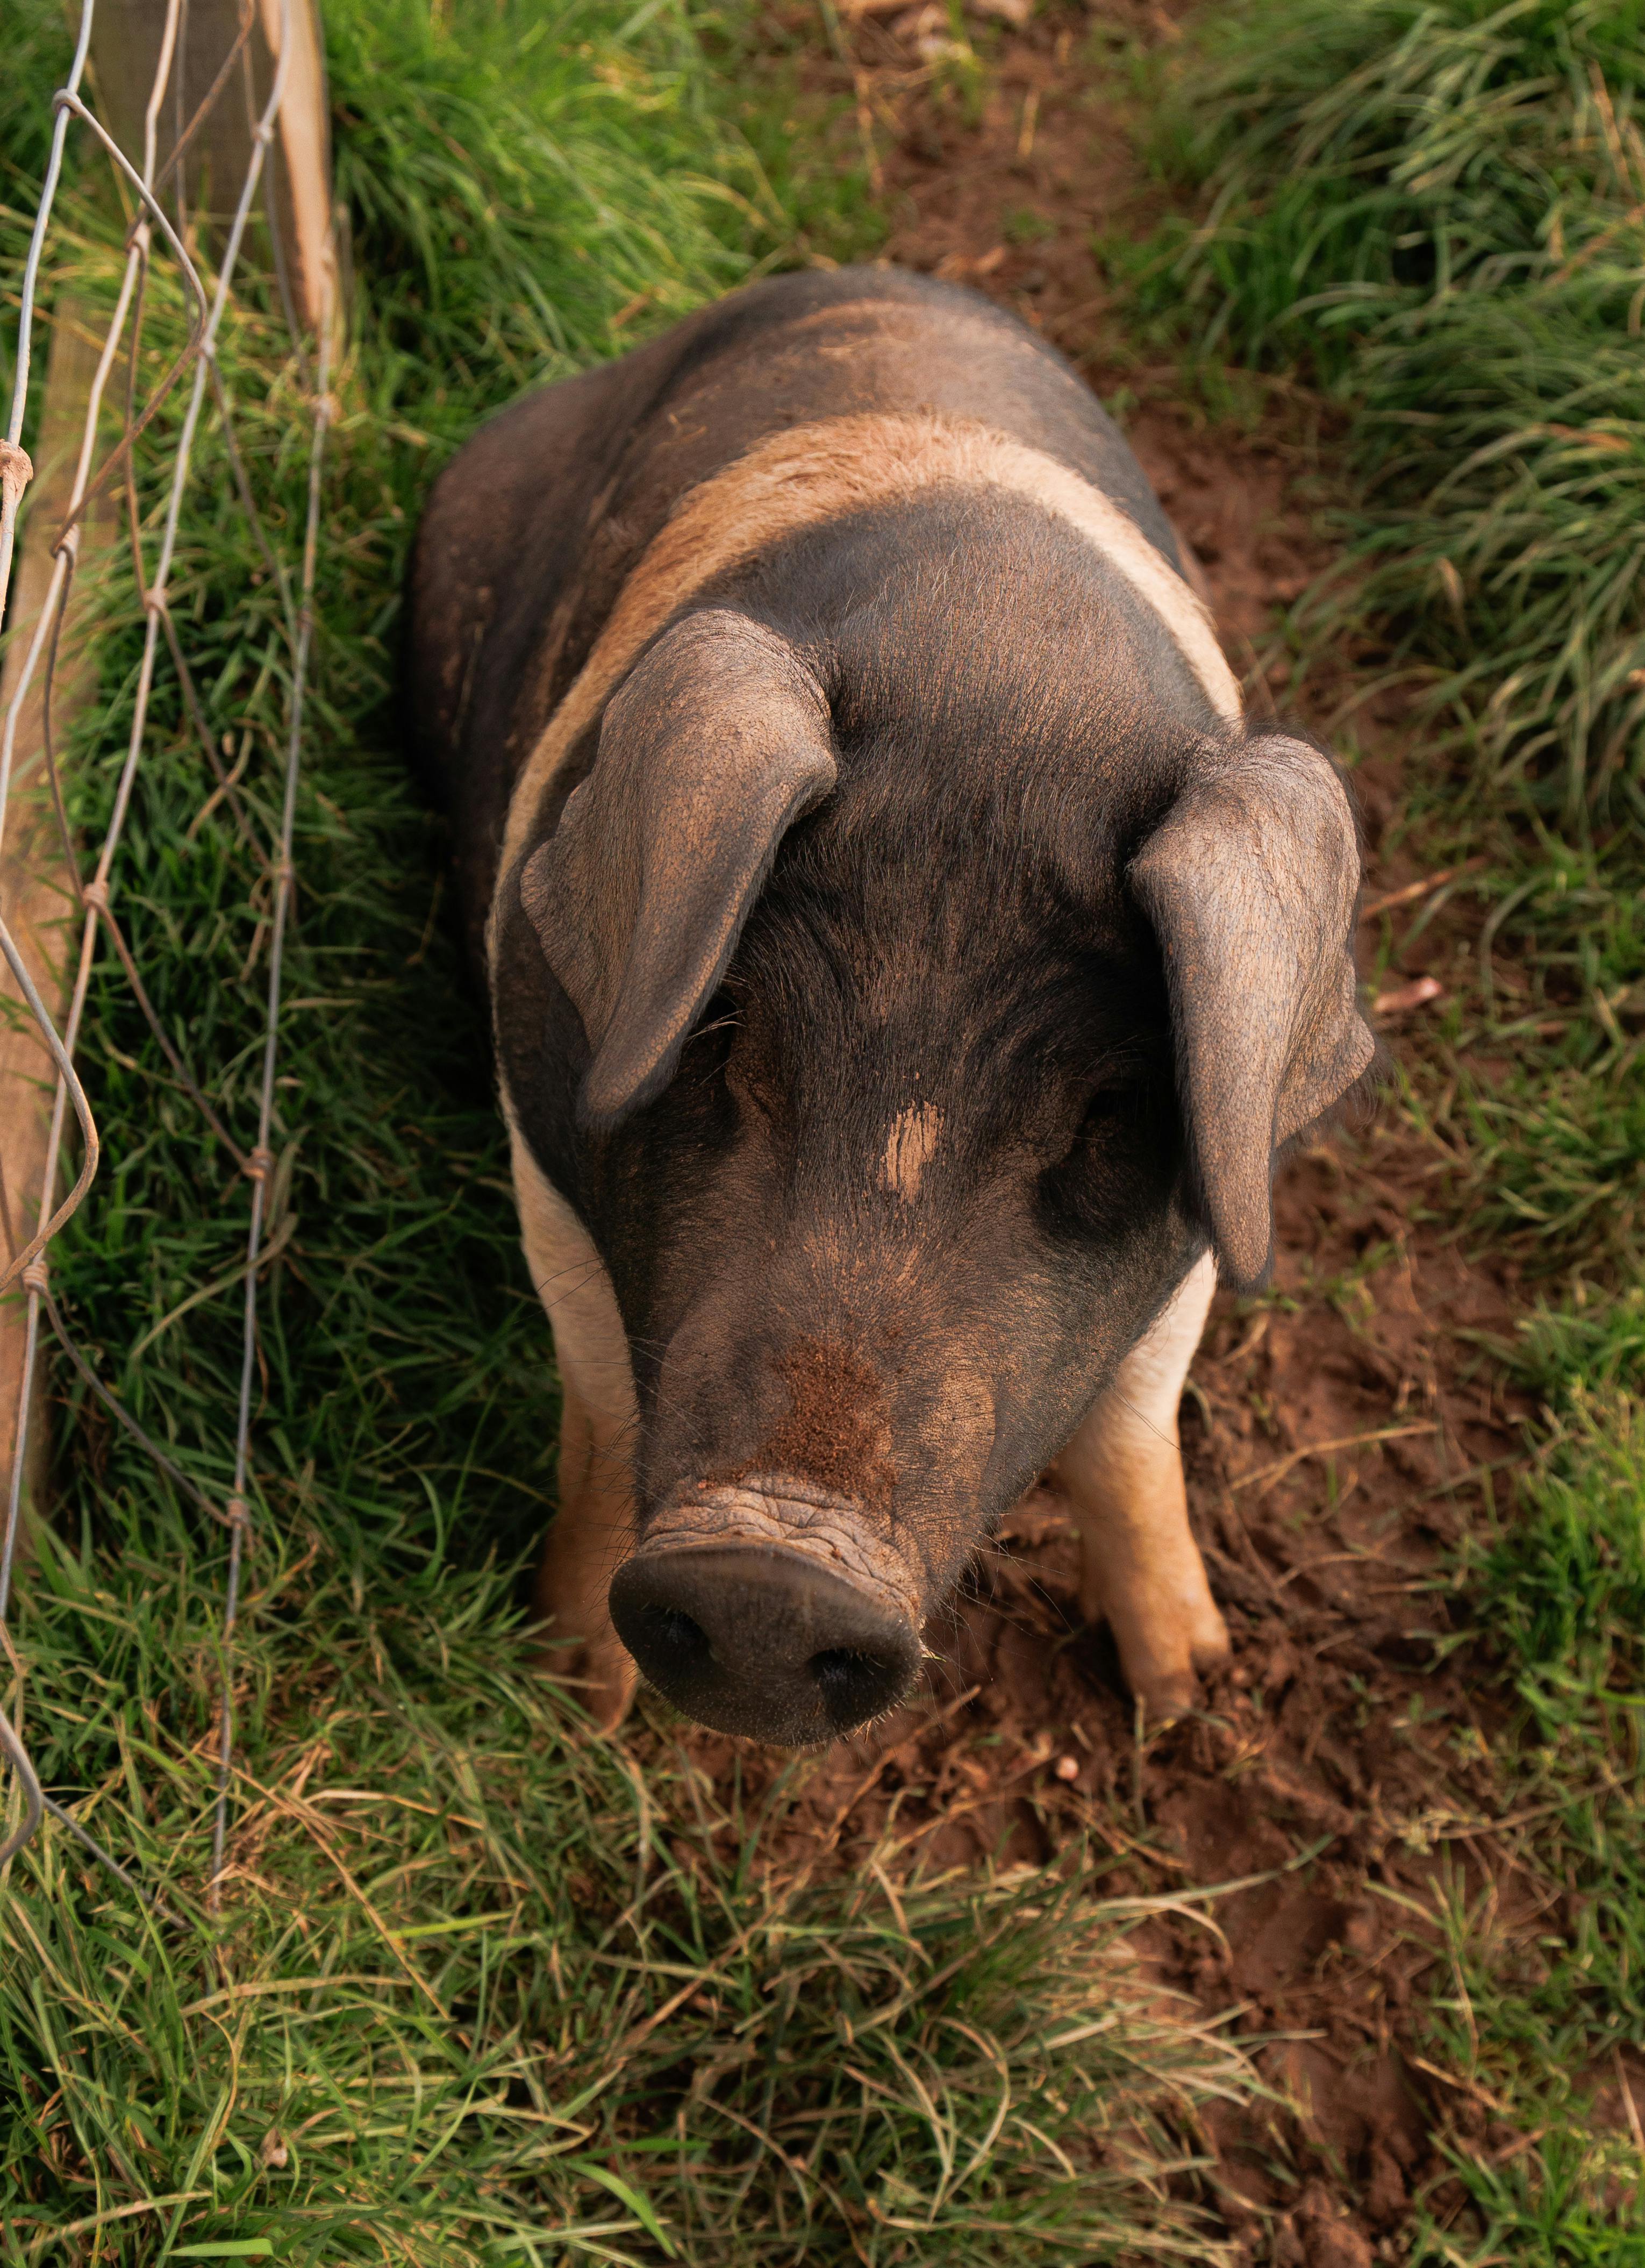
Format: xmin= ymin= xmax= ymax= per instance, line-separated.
xmin=632 ymin=1601 xmax=712 ymax=1668
xmin=809 ymin=1644 xmax=893 ymax=1718
xmin=810 ymin=1645 xmax=870 ymax=1694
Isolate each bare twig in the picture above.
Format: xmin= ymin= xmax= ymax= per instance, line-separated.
xmin=1228 ymin=1423 xmax=1438 ymax=1498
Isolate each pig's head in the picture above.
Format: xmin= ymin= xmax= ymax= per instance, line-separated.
xmin=511 ymin=574 xmax=1372 ymax=1746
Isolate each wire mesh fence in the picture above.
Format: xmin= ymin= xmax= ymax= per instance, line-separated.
xmin=0 ymin=0 xmax=333 ymax=1918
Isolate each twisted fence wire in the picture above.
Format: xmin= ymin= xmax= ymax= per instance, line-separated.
xmin=0 ymin=0 xmax=333 ymax=1921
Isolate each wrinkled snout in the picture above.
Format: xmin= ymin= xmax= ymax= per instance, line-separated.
xmin=606 ymin=1484 xmax=924 ymax=1745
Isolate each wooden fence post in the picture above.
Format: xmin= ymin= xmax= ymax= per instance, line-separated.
xmin=0 ymin=313 xmax=116 ymax=1524
xmin=89 ymin=0 xmax=338 ymax=338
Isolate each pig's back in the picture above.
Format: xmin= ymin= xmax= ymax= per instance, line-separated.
xmin=407 ymin=268 xmax=1189 ymax=953
xmin=585 ymin=267 xmax=1182 ymax=579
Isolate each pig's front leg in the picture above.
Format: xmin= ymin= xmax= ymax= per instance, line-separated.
xmin=534 ymin=1379 xmax=640 ymax=1729
xmin=1053 ymin=1250 xmax=1230 ymax=1718
xmin=511 ymin=1129 xmax=640 ymax=1730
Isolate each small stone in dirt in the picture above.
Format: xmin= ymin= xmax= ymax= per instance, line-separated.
xmin=1341 ymin=1903 xmax=1380 ymax=1956
xmin=894 ymin=3 xmax=956 ymax=55
xmin=970 ymin=0 xmax=1033 ymax=23
xmin=1054 ymin=1753 xmax=1080 ymax=1780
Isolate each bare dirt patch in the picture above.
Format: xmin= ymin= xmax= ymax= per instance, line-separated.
xmin=629 ymin=4 xmax=1549 ymax=2251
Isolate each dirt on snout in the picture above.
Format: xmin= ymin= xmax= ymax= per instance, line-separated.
xmin=625 ymin=2 xmax=1549 ymax=2249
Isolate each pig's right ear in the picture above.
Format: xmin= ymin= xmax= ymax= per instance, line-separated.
xmin=518 ymin=609 xmax=836 ymax=1132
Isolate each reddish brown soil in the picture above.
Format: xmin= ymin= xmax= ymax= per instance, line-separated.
xmin=635 ymin=5 xmax=1555 ymax=2255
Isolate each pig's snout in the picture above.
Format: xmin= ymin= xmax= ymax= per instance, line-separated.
xmin=606 ymin=1483 xmax=924 ymax=1745
xmin=609 ymin=1548 xmax=917 ymax=1743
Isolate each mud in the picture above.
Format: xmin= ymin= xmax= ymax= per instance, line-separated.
xmin=631 ymin=2 xmax=1554 ymax=2251
xmin=738 ymin=1336 xmax=899 ymax=1504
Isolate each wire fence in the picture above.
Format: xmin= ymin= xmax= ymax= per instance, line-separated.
xmin=0 ymin=0 xmax=332 ymax=1919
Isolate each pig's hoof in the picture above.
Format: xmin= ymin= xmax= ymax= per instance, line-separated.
xmin=1131 ymin=1671 xmax=1197 ymax=1723
xmin=1114 ymin=1608 xmax=1232 ymax=1724
xmin=1127 ymin=1664 xmax=1208 ymax=1723
xmin=537 ymin=1629 xmax=638 ymax=1733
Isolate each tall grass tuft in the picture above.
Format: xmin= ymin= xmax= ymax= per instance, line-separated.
xmin=331 ymin=0 xmax=766 ymax=416
xmin=0 ymin=0 xmax=1251 ymax=2254
xmin=1135 ymin=0 xmax=1645 ymax=822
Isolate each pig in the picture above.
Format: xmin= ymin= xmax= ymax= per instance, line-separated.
xmin=404 ymin=265 xmax=1374 ymax=1748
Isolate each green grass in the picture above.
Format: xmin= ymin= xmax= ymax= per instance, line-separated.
xmin=0 ymin=0 xmax=1254 ymax=2256
xmin=706 ymin=7 xmax=890 ymax=272
xmin=1355 ymin=828 xmax=1645 ymax=1281
xmin=1472 ymin=1387 xmax=1645 ymax=1713
xmin=1395 ymin=1382 xmax=1645 ymax=2261
xmin=1132 ymin=0 xmax=1645 ymax=822
xmin=1123 ymin=0 xmax=1645 ymax=2249
xmin=7 ymin=1517 xmax=1247 ymax=2263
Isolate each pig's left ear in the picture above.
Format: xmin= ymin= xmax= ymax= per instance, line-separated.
xmin=519 ymin=609 xmax=836 ymax=1131
xmin=1130 ymin=734 xmax=1375 ymax=1291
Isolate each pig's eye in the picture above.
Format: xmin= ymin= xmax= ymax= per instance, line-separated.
xmin=1038 ymin=1068 xmax=1177 ymax=1237
xmin=1074 ymin=1079 xmax=1145 ymax=1144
